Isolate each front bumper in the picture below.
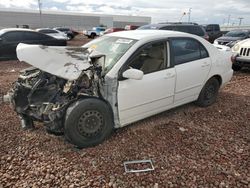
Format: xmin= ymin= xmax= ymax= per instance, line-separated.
xmin=236 ymin=56 xmax=250 ymax=63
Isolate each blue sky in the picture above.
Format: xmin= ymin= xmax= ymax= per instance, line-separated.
xmin=0 ymin=0 xmax=250 ymax=25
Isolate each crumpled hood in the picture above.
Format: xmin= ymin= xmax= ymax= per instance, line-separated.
xmin=16 ymin=43 xmax=91 ymax=81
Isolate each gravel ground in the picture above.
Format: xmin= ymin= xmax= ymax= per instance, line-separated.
xmin=0 ymin=35 xmax=249 ymax=187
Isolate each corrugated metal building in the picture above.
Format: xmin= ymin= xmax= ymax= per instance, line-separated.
xmin=0 ymin=8 xmax=151 ymax=30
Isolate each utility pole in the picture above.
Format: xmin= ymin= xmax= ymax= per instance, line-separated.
xmin=188 ymin=8 xmax=192 ymax=22
xmin=238 ymin=17 xmax=244 ymax=26
xmin=227 ymin=14 xmax=231 ymax=26
xmin=38 ymin=0 xmax=42 ymax=27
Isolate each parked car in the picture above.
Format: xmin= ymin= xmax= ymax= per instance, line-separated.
xmin=231 ymin=38 xmax=250 ymax=71
xmin=100 ymin=27 xmax=125 ymax=36
xmin=138 ymin=23 xmax=209 ymax=40
xmin=0 ymin=28 xmax=67 ymax=60
xmin=124 ymin=25 xmax=139 ymax=30
xmin=202 ymin=24 xmax=222 ymax=43
xmin=84 ymin=27 xmax=106 ymax=39
xmin=4 ymin=30 xmax=233 ymax=148
xmin=36 ymin=28 xmax=68 ymax=40
xmin=53 ymin=27 xmax=79 ymax=40
xmin=214 ymin=29 xmax=250 ymax=47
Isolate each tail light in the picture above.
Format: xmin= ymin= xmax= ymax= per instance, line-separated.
xmin=231 ymin=54 xmax=236 ymax=64
xmin=204 ymin=34 xmax=209 ymax=41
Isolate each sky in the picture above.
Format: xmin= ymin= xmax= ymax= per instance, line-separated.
xmin=0 ymin=0 xmax=250 ymax=25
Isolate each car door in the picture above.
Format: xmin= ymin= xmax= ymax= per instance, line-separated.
xmin=169 ymin=38 xmax=211 ymax=104
xmin=0 ymin=31 xmax=24 ymax=59
xmin=23 ymin=31 xmax=57 ymax=46
xmin=117 ymin=41 xmax=176 ymax=125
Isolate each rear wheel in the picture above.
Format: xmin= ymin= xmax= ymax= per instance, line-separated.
xmin=195 ymin=78 xmax=220 ymax=107
xmin=90 ymin=33 xmax=96 ymax=39
xmin=64 ymin=98 xmax=114 ymax=148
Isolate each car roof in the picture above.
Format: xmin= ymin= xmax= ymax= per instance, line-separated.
xmin=142 ymin=23 xmax=200 ymax=28
xmin=0 ymin=28 xmax=35 ymax=33
xmin=106 ymin=30 xmax=195 ymax=40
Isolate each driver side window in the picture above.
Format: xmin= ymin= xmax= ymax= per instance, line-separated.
xmin=128 ymin=41 xmax=167 ymax=74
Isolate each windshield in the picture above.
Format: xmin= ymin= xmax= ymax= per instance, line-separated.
xmin=83 ymin=36 xmax=137 ymax=73
xmin=0 ymin=30 xmax=5 ymax=36
xmin=137 ymin=25 xmax=159 ymax=30
xmin=225 ymin=30 xmax=248 ymax=37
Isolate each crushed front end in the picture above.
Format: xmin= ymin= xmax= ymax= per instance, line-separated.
xmin=5 ymin=43 xmax=104 ymax=134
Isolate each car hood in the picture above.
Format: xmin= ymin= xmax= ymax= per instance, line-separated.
xmin=236 ymin=38 xmax=250 ymax=47
xmin=217 ymin=36 xmax=245 ymax=42
xmin=16 ymin=43 xmax=91 ymax=81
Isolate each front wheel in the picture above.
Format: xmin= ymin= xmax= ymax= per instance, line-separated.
xmin=64 ymin=98 xmax=114 ymax=148
xmin=195 ymin=78 xmax=220 ymax=107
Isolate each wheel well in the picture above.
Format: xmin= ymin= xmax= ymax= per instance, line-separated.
xmin=211 ymin=75 xmax=222 ymax=86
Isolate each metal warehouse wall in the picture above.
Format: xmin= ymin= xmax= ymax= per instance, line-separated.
xmin=0 ymin=11 xmax=100 ymax=30
xmin=113 ymin=21 xmax=148 ymax=28
xmin=0 ymin=9 xmax=151 ymax=31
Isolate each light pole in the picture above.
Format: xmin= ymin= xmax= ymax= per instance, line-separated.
xmin=188 ymin=8 xmax=192 ymax=22
xmin=38 ymin=0 xmax=42 ymax=27
xmin=227 ymin=14 xmax=231 ymax=26
xmin=238 ymin=17 xmax=244 ymax=26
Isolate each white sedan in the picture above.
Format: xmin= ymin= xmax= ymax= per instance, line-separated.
xmin=6 ymin=30 xmax=233 ymax=148
xmin=36 ymin=28 xmax=68 ymax=40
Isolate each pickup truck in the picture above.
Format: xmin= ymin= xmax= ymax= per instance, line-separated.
xmin=203 ymin=24 xmax=222 ymax=43
xmin=83 ymin=27 xmax=106 ymax=39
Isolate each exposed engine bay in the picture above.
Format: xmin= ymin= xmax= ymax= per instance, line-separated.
xmin=7 ymin=44 xmax=104 ymax=134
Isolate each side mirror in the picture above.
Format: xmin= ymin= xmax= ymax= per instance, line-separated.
xmin=122 ymin=68 xmax=144 ymax=80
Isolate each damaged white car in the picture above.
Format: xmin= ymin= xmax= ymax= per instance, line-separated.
xmin=4 ymin=30 xmax=233 ymax=148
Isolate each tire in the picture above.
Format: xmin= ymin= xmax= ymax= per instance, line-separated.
xmin=64 ymin=98 xmax=114 ymax=148
xmin=195 ymin=78 xmax=220 ymax=107
xmin=67 ymin=34 xmax=74 ymax=40
xmin=90 ymin=33 xmax=96 ymax=39
xmin=232 ymin=64 xmax=242 ymax=71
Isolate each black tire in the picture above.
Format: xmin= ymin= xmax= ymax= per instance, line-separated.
xmin=64 ymin=98 xmax=114 ymax=148
xmin=90 ymin=33 xmax=96 ymax=39
xmin=232 ymin=64 xmax=242 ymax=71
xmin=195 ymin=78 xmax=220 ymax=107
xmin=67 ymin=34 xmax=74 ymax=40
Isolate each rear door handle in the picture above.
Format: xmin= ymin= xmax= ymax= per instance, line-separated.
xmin=201 ymin=62 xmax=210 ymax=67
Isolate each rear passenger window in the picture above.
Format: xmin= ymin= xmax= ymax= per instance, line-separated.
xmin=23 ymin=32 xmax=51 ymax=40
xmin=171 ymin=38 xmax=209 ymax=65
xmin=188 ymin=26 xmax=205 ymax=36
xmin=3 ymin=31 xmax=23 ymax=41
xmin=214 ymin=25 xmax=220 ymax=31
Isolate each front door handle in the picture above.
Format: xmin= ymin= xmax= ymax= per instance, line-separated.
xmin=164 ymin=73 xmax=175 ymax=79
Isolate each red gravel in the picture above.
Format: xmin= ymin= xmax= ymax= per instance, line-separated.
xmin=0 ymin=36 xmax=249 ymax=187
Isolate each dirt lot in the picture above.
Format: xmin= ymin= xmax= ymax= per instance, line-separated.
xmin=0 ymin=36 xmax=249 ymax=188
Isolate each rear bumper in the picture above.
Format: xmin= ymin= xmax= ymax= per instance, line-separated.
xmin=221 ymin=69 xmax=233 ymax=88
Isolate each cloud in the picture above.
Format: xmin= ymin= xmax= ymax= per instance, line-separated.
xmin=0 ymin=0 xmax=250 ymax=24
xmin=0 ymin=0 xmax=37 ymax=9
